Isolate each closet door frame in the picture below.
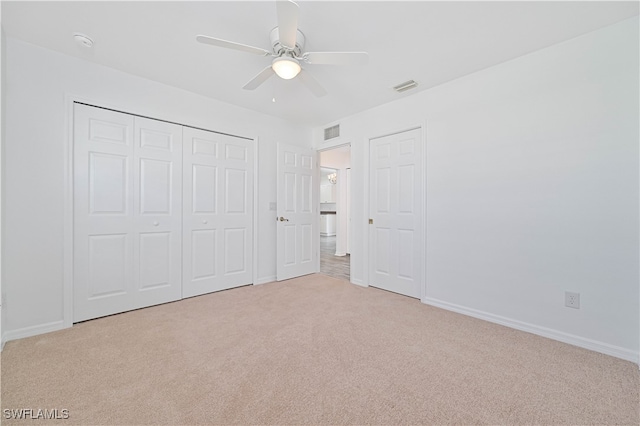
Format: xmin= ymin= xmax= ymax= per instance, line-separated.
xmin=63 ymin=94 xmax=259 ymax=328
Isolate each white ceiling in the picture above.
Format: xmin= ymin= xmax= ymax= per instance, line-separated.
xmin=2 ymin=1 xmax=638 ymax=127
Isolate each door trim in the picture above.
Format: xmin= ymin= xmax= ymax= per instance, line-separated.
xmin=63 ymin=94 xmax=258 ymax=328
xmin=363 ymin=122 xmax=427 ymax=300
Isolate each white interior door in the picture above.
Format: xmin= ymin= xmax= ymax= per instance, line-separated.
xmin=182 ymin=127 xmax=253 ymax=297
xmin=369 ymin=127 xmax=423 ymax=298
xmin=74 ymin=103 xmax=182 ymax=322
xmin=277 ymin=143 xmax=318 ymax=281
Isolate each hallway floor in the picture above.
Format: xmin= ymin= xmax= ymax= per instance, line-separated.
xmin=320 ymin=235 xmax=350 ymax=281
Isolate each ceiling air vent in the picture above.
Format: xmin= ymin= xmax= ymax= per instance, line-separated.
xmin=324 ymin=124 xmax=340 ymax=141
xmin=393 ymin=80 xmax=419 ymax=93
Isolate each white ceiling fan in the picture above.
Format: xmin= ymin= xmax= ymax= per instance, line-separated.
xmin=196 ymin=0 xmax=369 ymax=97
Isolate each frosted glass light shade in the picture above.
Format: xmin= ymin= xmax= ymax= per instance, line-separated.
xmin=272 ymin=57 xmax=301 ymax=80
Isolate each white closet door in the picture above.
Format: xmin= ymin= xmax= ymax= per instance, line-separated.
xmin=73 ymin=104 xmax=182 ymax=322
xmin=133 ymin=116 xmax=183 ymax=308
xmin=74 ymin=104 xmax=134 ymax=321
xmin=182 ymin=127 xmax=253 ymax=298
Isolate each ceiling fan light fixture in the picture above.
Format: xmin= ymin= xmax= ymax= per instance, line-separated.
xmin=272 ymin=57 xmax=301 ymax=80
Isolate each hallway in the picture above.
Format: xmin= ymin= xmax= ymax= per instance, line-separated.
xmin=320 ymin=235 xmax=350 ymax=281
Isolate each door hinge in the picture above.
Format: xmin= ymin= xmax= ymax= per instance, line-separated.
xmin=369 ymin=218 xmax=373 ymax=224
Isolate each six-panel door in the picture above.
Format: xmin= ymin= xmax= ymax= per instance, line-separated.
xmin=276 ymin=143 xmax=317 ymax=281
xmin=369 ymin=128 xmax=423 ymax=298
xmin=182 ymin=127 xmax=253 ymax=297
xmin=74 ymin=104 xmax=183 ymax=321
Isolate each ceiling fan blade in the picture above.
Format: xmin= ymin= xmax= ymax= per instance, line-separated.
xmin=196 ymin=35 xmax=271 ymax=56
xmin=243 ymin=66 xmax=276 ymax=90
xmin=303 ymin=52 xmax=369 ymax=65
xmin=298 ymin=69 xmax=327 ymax=97
xmin=277 ymin=0 xmax=299 ymax=49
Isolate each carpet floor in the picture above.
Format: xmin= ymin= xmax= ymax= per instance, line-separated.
xmin=1 ymin=274 xmax=638 ymax=425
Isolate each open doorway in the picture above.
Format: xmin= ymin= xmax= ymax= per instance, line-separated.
xmin=319 ymin=145 xmax=351 ymax=281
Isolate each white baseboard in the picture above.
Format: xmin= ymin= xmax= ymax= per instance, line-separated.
xmin=2 ymin=320 xmax=67 ymax=345
xmin=351 ymin=278 xmax=367 ymax=287
xmin=255 ymin=276 xmax=276 ymax=285
xmin=422 ymin=297 xmax=639 ymax=364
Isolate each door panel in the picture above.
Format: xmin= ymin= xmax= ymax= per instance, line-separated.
xmin=369 ymin=128 xmax=423 ymax=298
xmin=224 ymin=228 xmax=246 ymax=274
xmin=74 ymin=104 xmax=183 ymax=322
xmin=182 ymin=127 xmax=253 ymax=298
xmin=132 ymin=116 xmax=183 ymax=308
xmin=192 ymin=164 xmax=217 ymax=213
xmin=89 ymin=153 xmax=128 ymax=214
xmin=301 ymin=224 xmax=312 ymax=262
xmin=225 ymin=169 xmax=247 ymax=213
xmin=140 ymin=159 xmax=172 ymax=214
xmin=140 ymin=127 xmax=173 ymax=151
xmin=74 ymin=105 xmax=135 ymax=321
xmin=191 ymin=229 xmax=216 ymax=280
xmin=139 ymin=232 xmax=171 ymax=290
xmin=277 ymin=143 xmax=318 ymax=281
xmin=87 ymin=234 xmax=128 ymax=298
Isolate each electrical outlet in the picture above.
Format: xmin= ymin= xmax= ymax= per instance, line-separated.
xmin=565 ymin=291 xmax=580 ymax=309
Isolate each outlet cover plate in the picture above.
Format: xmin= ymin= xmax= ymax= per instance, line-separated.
xmin=565 ymin=291 xmax=580 ymax=309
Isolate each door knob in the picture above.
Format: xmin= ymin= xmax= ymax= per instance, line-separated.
xmin=153 ymin=221 xmax=159 ymax=227
xmin=202 ymin=220 xmax=208 ymax=224
xmin=279 ymin=216 xmax=289 ymax=222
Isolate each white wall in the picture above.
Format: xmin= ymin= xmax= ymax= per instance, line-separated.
xmin=315 ymin=17 xmax=639 ymax=361
xmin=2 ymin=37 xmax=311 ymax=339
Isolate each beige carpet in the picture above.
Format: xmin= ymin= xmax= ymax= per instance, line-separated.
xmin=2 ymin=274 xmax=638 ymax=425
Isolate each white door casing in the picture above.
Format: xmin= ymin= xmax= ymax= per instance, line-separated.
xmin=182 ymin=127 xmax=253 ymax=297
xmin=346 ymin=168 xmax=351 ymax=255
xmin=368 ymin=127 xmax=423 ymax=298
xmin=277 ymin=143 xmax=318 ymax=281
xmin=73 ymin=103 xmax=183 ymax=322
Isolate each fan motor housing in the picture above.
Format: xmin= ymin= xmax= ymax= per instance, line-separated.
xmin=270 ymin=27 xmax=305 ymax=56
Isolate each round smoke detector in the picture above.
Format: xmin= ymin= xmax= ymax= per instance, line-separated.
xmin=73 ymin=33 xmax=94 ymax=48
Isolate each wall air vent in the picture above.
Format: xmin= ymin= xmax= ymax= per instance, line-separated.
xmin=324 ymin=124 xmax=340 ymax=141
xmin=393 ymin=80 xmax=419 ymax=93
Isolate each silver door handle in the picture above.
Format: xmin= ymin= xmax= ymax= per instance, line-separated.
xmin=279 ymin=216 xmax=289 ymax=222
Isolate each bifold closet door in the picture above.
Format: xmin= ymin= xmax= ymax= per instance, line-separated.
xmin=182 ymin=127 xmax=253 ymax=298
xmin=73 ymin=103 xmax=183 ymax=322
